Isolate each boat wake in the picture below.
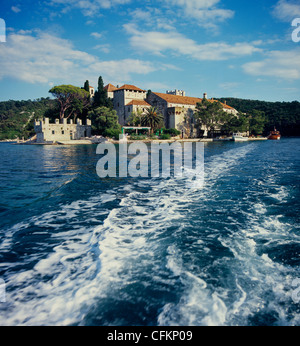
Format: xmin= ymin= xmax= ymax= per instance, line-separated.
xmin=0 ymin=142 xmax=299 ymax=326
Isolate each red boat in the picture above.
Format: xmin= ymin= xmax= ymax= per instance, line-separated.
xmin=268 ymin=128 xmax=281 ymax=140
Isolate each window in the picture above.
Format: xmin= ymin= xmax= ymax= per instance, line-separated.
xmin=62 ymin=130 xmax=64 ymax=134
xmin=52 ymin=130 xmax=55 ymax=135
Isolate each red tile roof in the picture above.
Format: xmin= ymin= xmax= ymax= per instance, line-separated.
xmin=153 ymin=92 xmax=235 ymax=110
xmin=116 ymin=84 xmax=146 ymax=92
xmin=104 ymin=83 xmax=118 ymax=92
xmin=153 ymin=92 xmax=202 ymax=106
xmin=126 ymin=100 xmax=151 ymax=106
xmin=221 ymin=103 xmax=235 ymax=110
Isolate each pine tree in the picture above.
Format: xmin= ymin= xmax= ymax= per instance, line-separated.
xmin=83 ymin=80 xmax=90 ymax=93
xmin=93 ymin=76 xmax=108 ymax=107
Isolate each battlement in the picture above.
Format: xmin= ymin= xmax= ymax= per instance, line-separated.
xmin=34 ymin=117 xmax=92 ymax=143
xmin=166 ymin=89 xmax=186 ymax=97
xmin=34 ymin=118 xmax=91 ymax=127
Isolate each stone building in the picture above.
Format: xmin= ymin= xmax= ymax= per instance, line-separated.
xmin=103 ymin=81 xmax=239 ymax=137
xmin=104 ymin=83 xmax=118 ymax=99
xmin=166 ymin=89 xmax=186 ymax=97
xmin=89 ymin=86 xmax=95 ymax=98
xmin=113 ymin=84 xmax=151 ymax=125
xmin=34 ymin=117 xmax=92 ymax=143
xmin=146 ymin=92 xmax=238 ymax=138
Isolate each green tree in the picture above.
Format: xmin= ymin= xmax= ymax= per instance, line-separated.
xmin=49 ymin=85 xmax=90 ymax=120
xmin=141 ymin=106 xmax=164 ymax=133
xmin=249 ymin=110 xmax=266 ymax=135
xmin=194 ymin=99 xmax=228 ymax=137
xmin=88 ymin=106 xmax=121 ymax=136
xmin=127 ymin=109 xmax=143 ymax=126
xmin=93 ymin=76 xmax=108 ymax=108
xmin=83 ymin=80 xmax=90 ymax=93
xmin=224 ymin=112 xmax=249 ymax=134
xmin=68 ymin=97 xmax=91 ymax=122
xmin=217 ymin=98 xmax=300 ymax=136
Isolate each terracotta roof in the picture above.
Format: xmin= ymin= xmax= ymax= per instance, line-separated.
xmin=153 ymin=92 xmax=202 ymax=105
xmin=104 ymin=83 xmax=117 ymax=92
xmin=126 ymin=100 xmax=151 ymax=106
xmin=221 ymin=103 xmax=235 ymax=110
xmin=153 ymin=92 xmax=235 ymax=110
xmin=116 ymin=84 xmax=146 ymax=92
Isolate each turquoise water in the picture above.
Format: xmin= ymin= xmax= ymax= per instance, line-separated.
xmin=0 ymin=139 xmax=299 ymax=326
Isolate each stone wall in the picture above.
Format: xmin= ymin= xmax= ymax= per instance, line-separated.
xmin=34 ymin=118 xmax=91 ymax=143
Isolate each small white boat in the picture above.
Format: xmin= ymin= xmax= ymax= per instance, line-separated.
xmin=213 ymin=136 xmax=232 ymax=141
xmin=232 ymin=133 xmax=249 ymax=142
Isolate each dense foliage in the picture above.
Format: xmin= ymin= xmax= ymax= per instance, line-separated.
xmin=0 ymin=76 xmax=118 ymax=140
xmin=88 ymin=106 xmax=121 ymax=138
xmin=217 ymin=98 xmax=300 ymax=136
xmin=49 ymin=85 xmax=90 ymax=120
xmin=162 ymin=128 xmax=181 ymax=136
xmin=194 ymin=99 xmax=268 ymax=137
xmin=0 ymin=98 xmax=56 ymax=140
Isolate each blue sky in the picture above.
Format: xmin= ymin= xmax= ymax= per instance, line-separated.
xmin=0 ymin=0 xmax=300 ymax=102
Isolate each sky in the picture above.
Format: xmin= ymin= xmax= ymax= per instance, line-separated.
xmin=0 ymin=0 xmax=300 ymax=102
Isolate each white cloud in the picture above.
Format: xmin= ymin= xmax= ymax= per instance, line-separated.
xmin=93 ymin=43 xmax=110 ymax=53
xmin=90 ymin=32 xmax=102 ymax=39
xmin=0 ymin=31 xmax=164 ymax=85
xmin=124 ymin=24 xmax=261 ymax=61
xmin=49 ymin=0 xmax=131 ymax=16
xmin=165 ymin=0 xmax=234 ymax=29
xmin=272 ymin=0 xmax=300 ymax=22
xmin=11 ymin=6 xmax=21 ymax=13
xmin=243 ymin=49 xmax=300 ymax=80
xmin=91 ymin=59 xmax=157 ymax=81
xmin=129 ymin=7 xmax=176 ymax=31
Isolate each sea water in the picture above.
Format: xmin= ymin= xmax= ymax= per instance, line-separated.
xmin=0 ymin=139 xmax=299 ymax=326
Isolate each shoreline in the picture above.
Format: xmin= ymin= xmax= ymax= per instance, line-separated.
xmin=5 ymin=138 xmax=215 ymax=145
xmin=1 ymin=137 xmax=270 ymax=145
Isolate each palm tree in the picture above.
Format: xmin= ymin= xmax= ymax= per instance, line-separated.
xmin=128 ymin=109 xmax=143 ymax=126
xmin=141 ymin=106 xmax=164 ymax=133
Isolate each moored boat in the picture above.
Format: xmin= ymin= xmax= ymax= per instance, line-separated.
xmin=232 ymin=133 xmax=249 ymax=142
xmin=267 ymin=128 xmax=281 ymax=140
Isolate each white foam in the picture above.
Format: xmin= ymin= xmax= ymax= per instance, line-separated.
xmin=3 ymin=142 xmax=296 ymax=326
xmin=160 ymin=244 xmax=229 ymax=326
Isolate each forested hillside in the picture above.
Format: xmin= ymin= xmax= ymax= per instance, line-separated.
xmin=218 ymin=98 xmax=300 ymax=136
xmin=0 ymin=95 xmax=299 ymax=140
xmin=0 ymin=98 xmax=56 ymax=140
